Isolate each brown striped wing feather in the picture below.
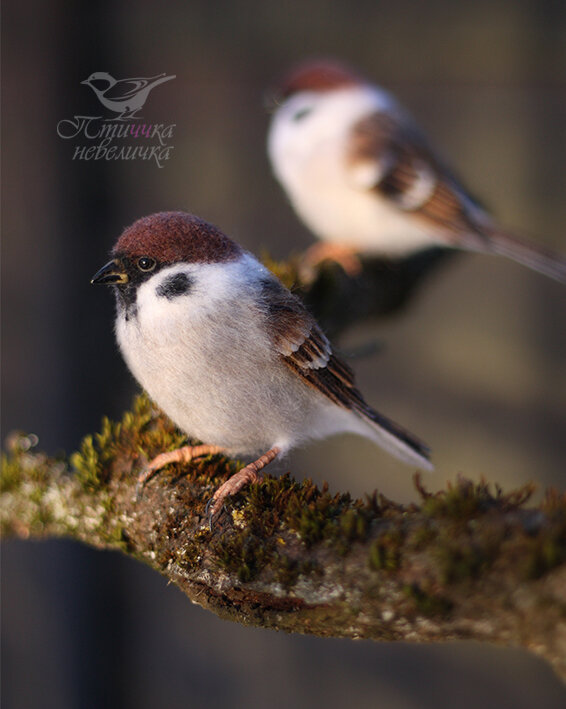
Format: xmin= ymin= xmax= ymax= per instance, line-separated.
xmin=347 ymin=111 xmax=566 ymax=282
xmin=348 ymin=111 xmax=492 ymax=249
xmin=259 ymin=277 xmax=431 ymax=462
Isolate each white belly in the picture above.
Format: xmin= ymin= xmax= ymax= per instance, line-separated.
xmin=115 ymin=261 xmax=322 ymax=456
xmin=284 ymin=138 xmax=437 ymax=256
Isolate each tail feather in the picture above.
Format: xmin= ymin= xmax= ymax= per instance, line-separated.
xmin=353 ymin=400 xmax=433 ymax=471
xmin=473 ymin=227 xmax=566 ymax=283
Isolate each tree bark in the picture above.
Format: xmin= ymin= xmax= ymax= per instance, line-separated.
xmin=1 ymin=395 xmax=565 ymax=681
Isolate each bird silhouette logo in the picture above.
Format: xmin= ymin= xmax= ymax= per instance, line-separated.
xmin=81 ymin=72 xmax=176 ymax=119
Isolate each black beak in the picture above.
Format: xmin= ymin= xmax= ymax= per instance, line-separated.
xmin=91 ymin=259 xmax=129 ymax=285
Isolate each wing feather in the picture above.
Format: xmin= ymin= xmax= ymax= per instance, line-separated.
xmin=258 ymin=276 xmax=431 ymax=466
xmin=347 ymin=111 xmax=491 ymax=249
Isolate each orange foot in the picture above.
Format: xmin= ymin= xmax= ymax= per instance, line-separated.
xmin=206 ymin=447 xmax=281 ymax=527
xmin=300 ymin=243 xmax=362 ymax=281
xmin=136 ymin=444 xmax=224 ymax=497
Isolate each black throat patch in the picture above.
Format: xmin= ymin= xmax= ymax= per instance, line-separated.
xmin=155 ymin=272 xmax=194 ymax=300
xmin=115 ymin=284 xmax=138 ymax=321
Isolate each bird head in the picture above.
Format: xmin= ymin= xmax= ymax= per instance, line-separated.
xmin=81 ymin=72 xmax=116 ymax=90
xmin=266 ymin=59 xmax=380 ymax=178
xmin=91 ymin=212 xmax=243 ymax=294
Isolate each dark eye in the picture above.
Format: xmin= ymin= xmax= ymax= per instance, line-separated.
xmin=137 ymin=256 xmax=156 ymax=272
xmin=292 ymin=106 xmax=313 ymax=122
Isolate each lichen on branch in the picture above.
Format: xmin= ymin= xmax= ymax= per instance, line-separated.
xmin=1 ymin=393 xmax=566 ymax=681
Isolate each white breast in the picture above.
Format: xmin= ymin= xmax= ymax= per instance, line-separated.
xmin=115 ymin=256 xmax=322 ymax=456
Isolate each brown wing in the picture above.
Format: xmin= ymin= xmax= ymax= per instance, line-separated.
xmin=258 ymin=276 xmax=431 ymax=461
xmin=348 ymin=111 xmax=566 ymax=282
xmin=259 ymin=276 xmax=356 ymax=400
xmin=348 ymin=110 xmax=492 ymax=250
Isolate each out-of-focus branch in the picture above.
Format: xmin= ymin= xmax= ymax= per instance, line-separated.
xmin=1 ymin=395 xmax=565 ymax=680
xmin=266 ymin=247 xmax=456 ymax=337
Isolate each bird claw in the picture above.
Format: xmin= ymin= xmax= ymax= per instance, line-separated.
xmin=134 ymin=463 xmax=161 ymax=500
xmin=204 ymin=496 xmax=219 ymax=530
xmin=204 ymin=447 xmax=280 ymax=529
xmin=299 ymin=243 xmax=363 ymax=282
xmin=134 ymin=475 xmax=149 ymax=501
xmin=133 ymin=444 xmax=224 ymax=502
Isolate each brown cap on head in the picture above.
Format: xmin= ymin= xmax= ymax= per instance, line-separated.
xmin=113 ymin=211 xmax=242 ymax=264
xmin=273 ymin=59 xmax=363 ymax=101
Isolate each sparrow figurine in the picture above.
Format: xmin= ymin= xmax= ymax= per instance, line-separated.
xmin=81 ymin=72 xmax=175 ymax=119
xmin=267 ymin=59 xmax=566 ymax=283
xmin=92 ymin=211 xmax=432 ymax=521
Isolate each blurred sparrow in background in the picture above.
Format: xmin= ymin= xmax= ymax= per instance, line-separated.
xmin=267 ymin=59 xmax=566 ymax=282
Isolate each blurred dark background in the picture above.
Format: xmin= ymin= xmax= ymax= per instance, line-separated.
xmin=2 ymin=1 xmax=566 ymax=707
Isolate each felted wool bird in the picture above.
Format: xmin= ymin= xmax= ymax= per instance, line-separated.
xmin=92 ymin=211 xmax=432 ymax=521
xmin=267 ymin=59 xmax=566 ymax=283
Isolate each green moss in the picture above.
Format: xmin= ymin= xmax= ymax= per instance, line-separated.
xmin=106 ymin=522 xmax=130 ymax=552
xmin=70 ymin=393 xmax=188 ymax=492
xmin=178 ymin=536 xmax=207 ymax=570
xmin=227 ymin=474 xmax=370 ymax=554
xmin=340 ymin=509 xmax=368 ymax=543
xmin=0 ymin=439 xmax=55 ymax=495
xmin=70 ymin=434 xmax=102 ymax=491
xmin=209 ymin=473 xmax=377 ymax=580
xmin=11 ymin=396 xmax=566 ymax=601
xmin=284 ymin=481 xmax=360 ymax=549
xmin=271 ymin=552 xmax=319 ymax=589
xmin=434 ymin=535 xmax=493 ymax=584
xmin=241 ymin=474 xmax=304 ymax=537
xmin=288 ymin=503 xmax=334 ymax=547
xmin=369 ymin=530 xmax=404 ymax=572
xmin=406 ymin=523 xmax=436 ymax=550
xmin=416 ymin=474 xmax=535 ymax=520
xmin=212 ymin=525 xmax=322 ymax=589
xmin=538 ymin=489 xmax=566 ymax=515
xmin=209 ymin=474 xmax=371 ymax=586
xmin=403 ymin=583 xmax=453 ymax=617
xmin=0 ymin=453 xmax=24 ymax=493
xmin=213 ymin=529 xmax=268 ymax=583
xmin=260 ymin=251 xmax=302 ymax=290
xmin=522 ymin=517 xmax=566 ymax=580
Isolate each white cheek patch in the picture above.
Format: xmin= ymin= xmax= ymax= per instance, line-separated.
xmin=269 ymin=85 xmax=395 ymax=163
xmin=133 ymin=256 xmax=264 ymax=336
xmin=133 ymin=264 xmax=201 ymax=337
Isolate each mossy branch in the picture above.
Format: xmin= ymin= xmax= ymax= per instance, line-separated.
xmin=1 ymin=394 xmax=565 ymax=681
